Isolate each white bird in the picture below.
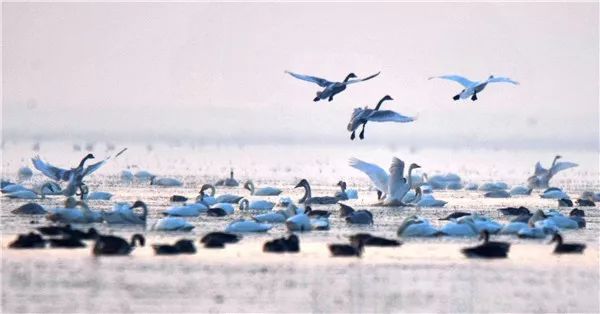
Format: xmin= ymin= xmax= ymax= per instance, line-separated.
xmin=102 ymin=201 xmax=148 ymax=225
xmin=347 ymin=95 xmax=416 ymax=140
xmin=429 ymin=74 xmax=519 ymax=101
xmin=527 ymin=155 xmax=578 ymax=189
xmin=120 ymin=170 xmax=134 ymax=184
xmin=499 ymin=222 xmax=529 ymax=235
xmin=200 ymin=184 xmax=243 ymax=204
xmin=243 ymin=181 xmax=281 ymax=196
xmin=286 ymin=213 xmax=312 ymax=232
xmin=134 ymin=170 xmax=154 ymax=181
xmin=540 ymin=187 xmax=569 ymax=199
xmin=411 ymin=187 xmax=447 ymax=207
xmin=225 ymin=219 xmax=272 ymax=233
xmin=253 ymin=210 xmax=290 ymax=223
xmin=163 ymin=203 xmax=208 ymax=217
xmin=397 ymin=216 xmax=439 ymax=237
xmin=439 ymin=216 xmax=479 ymax=236
xmin=84 ymin=191 xmax=113 ymax=200
xmin=152 ymin=217 xmax=194 ymax=231
xmin=150 ymin=176 xmax=182 ymax=187
xmin=349 ymin=157 xmax=421 ymax=206
xmin=335 ymin=181 xmax=358 ymax=200
xmin=239 ymin=198 xmax=275 ymax=211
xmin=32 ymin=149 xmax=127 ymax=195
xmin=510 ymin=186 xmax=532 ymax=196
xmin=46 ymin=199 xmax=102 ymax=223
xmin=285 ymin=70 xmax=380 ymax=102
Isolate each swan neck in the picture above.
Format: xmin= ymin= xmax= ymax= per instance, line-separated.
xmin=78 ymin=155 xmax=92 ymax=168
xmin=299 ymin=182 xmax=311 ymax=203
xmin=374 ymin=97 xmax=390 ymax=110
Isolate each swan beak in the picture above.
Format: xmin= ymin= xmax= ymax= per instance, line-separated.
xmin=294 ymin=182 xmax=304 ymax=188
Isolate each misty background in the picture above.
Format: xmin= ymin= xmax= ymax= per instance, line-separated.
xmin=2 ymin=2 xmax=599 ymax=151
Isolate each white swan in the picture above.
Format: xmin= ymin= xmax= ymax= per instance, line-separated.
xmin=527 ymin=155 xmax=578 ymax=189
xmin=347 ymin=95 xmax=416 ymax=140
xmin=134 ymin=170 xmax=154 ymax=181
xmin=285 ymin=70 xmax=380 ymax=102
xmin=397 ymin=216 xmax=439 ymax=237
xmin=46 ymin=199 xmax=102 ymax=223
xmin=429 ymin=74 xmax=518 ymax=101
xmin=152 ymin=217 xmax=194 ymax=231
xmin=200 ymin=184 xmax=243 ymax=204
xmin=479 ymin=182 xmax=509 ymax=191
xmin=32 ymin=148 xmax=127 ymax=184
xmin=120 ymin=170 xmax=134 ymax=183
xmin=540 ymin=187 xmax=569 ymax=199
xmin=440 ymin=216 xmax=478 ymax=236
xmin=335 ymin=181 xmax=358 ymax=200
xmin=286 ymin=213 xmax=312 ymax=231
xmin=349 ymin=157 xmax=420 ymax=206
xmin=102 ymin=200 xmax=147 ymax=225
xmin=412 ymin=187 xmax=447 ymax=207
xmin=499 ymin=222 xmax=529 ymax=235
xmin=239 ymin=198 xmax=275 ymax=211
xmin=84 ymin=191 xmax=113 ymax=200
xmin=225 ymin=219 xmax=272 ymax=233
xmin=244 ymin=181 xmax=281 ymax=196
xmin=510 ymin=186 xmax=532 ymax=196
xmin=253 ymin=210 xmax=289 ymax=223
xmin=163 ymin=203 xmax=208 ymax=217
xmin=18 ymin=166 xmax=33 ymax=180
xmin=150 ymin=176 xmax=183 ymax=187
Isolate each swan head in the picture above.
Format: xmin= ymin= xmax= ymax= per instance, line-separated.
xmin=294 ymin=179 xmax=309 ymax=189
xmin=130 ymin=200 xmax=147 ymax=209
xmin=336 ymin=181 xmax=347 ymax=190
xmin=410 ymin=163 xmax=421 ymax=170
xmin=381 ymin=95 xmax=393 ymax=102
xmin=488 ymin=75 xmax=494 ymax=79
xmin=200 ymin=184 xmax=216 ymax=197
xmin=555 ymin=155 xmax=562 ymax=160
xmin=243 ymin=181 xmax=255 ymax=193
xmin=85 ymin=153 xmax=95 ymax=160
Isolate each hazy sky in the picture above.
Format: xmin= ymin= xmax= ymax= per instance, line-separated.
xmin=3 ymin=2 xmax=598 ymax=150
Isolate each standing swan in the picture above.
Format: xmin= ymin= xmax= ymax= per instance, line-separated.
xmin=350 ymin=157 xmax=420 ymax=206
xmin=347 ymin=95 xmax=416 ymax=140
xmin=527 ymin=155 xmax=578 ymax=189
xmin=429 ymin=74 xmax=519 ymax=101
xmin=285 ymin=70 xmax=381 ymax=102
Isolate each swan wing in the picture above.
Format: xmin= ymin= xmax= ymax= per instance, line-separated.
xmin=367 ymin=110 xmax=416 ymax=123
xmin=82 ymin=148 xmax=127 ymax=177
xmin=533 ymin=162 xmax=547 ymax=175
xmin=348 ymin=158 xmax=389 ymax=193
xmin=31 ymin=156 xmax=70 ymax=181
xmin=486 ymin=76 xmax=519 ymax=85
xmin=387 ymin=157 xmax=408 ymax=201
xmin=550 ymin=162 xmax=578 ymax=176
xmin=347 ymin=107 xmax=372 ymax=131
xmin=428 ymin=75 xmax=475 ymax=88
xmin=285 ymin=71 xmax=332 ymax=87
xmin=345 ymin=72 xmax=381 ymax=85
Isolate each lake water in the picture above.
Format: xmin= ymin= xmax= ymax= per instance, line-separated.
xmin=1 ymin=141 xmax=599 ymax=312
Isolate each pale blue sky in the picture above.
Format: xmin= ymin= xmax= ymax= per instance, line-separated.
xmin=3 ymin=2 xmax=598 ymax=150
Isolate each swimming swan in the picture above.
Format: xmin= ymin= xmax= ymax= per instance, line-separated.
xmin=347 ymin=95 xmax=416 ymax=140
xmin=285 ymin=70 xmax=380 ymax=102
xmin=244 ymin=181 xmax=281 ymax=196
xmin=429 ymin=74 xmax=518 ymax=101
xmin=102 ymin=200 xmax=148 ymax=225
xmin=294 ymin=179 xmax=340 ymax=205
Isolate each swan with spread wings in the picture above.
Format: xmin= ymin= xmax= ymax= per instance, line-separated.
xmin=347 ymin=95 xmax=416 ymax=140
xmin=285 ymin=70 xmax=380 ymax=102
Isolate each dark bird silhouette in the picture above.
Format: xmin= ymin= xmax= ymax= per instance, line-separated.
xmin=461 ymin=230 xmax=510 ymax=258
xmin=263 ymin=234 xmax=300 ymax=253
xmin=550 ymin=233 xmax=586 ymax=254
xmin=9 ymin=232 xmax=46 ymax=249
xmin=93 ymin=234 xmax=145 ymax=256
xmin=349 ymin=233 xmax=401 ymax=247
xmin=153 ymin=239 xmax=196 ymax=255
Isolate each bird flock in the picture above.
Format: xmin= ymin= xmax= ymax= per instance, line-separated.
xmin=1 ymin=69 xmax=593 ymax=260
xmin=285 ymin=70 xmax=519 ymax=140
xmin=4 ymin=145 xmax=595 ymax=259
